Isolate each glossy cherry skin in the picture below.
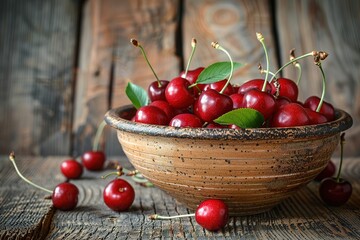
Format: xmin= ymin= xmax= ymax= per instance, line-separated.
xmin=181 ymin=67 xmax=204 ymax=85
xmin=195 ymin=199 xmax=229 ymax=231
xmin=165 ymin=77 xmax=195 ymax=109
xmin=270 ymin=103 xmax=310 ymax=127
xmin=271 ymin=77 xmax=299 ymax=102
xmin=303 ymin=96 xmax=335 ymax=121
xmin=134 ymin=105 xmax=169 ymax=125
xmin=169 ymin=113 xmax=203 ymax=128
xmin=238 ymin=79 xmax=272 ymax=94
xmin=60 ymin=159 xmax=83 ymax=179
xmin=148 ymin=80 xmax=169 ymax=102
xmin=275 ymin=96 xmax=291 ymax=110
xmin=103 ymin=178 xmax=135 ymax=211
xmin=315 ymin=160 xmax=336 ymax=181
xmin=203 ymin=79 xmax=234 ymax=96
xmin=319 ymin=177 xmax=352 ymax=206
xmin=195 ymin=89 xmax=233 ymax=123
xmin=150 ymin=100 xmax=176 ymax=120
xmin=81 ymin=151 xmax=106 ymax=171
xmin=305 ymin=108 xmax=328 ymax=125
xmin=52 ymin=182 xmax=79 ymax=211
xmin=242 ymin=88 xmax=276 ymax=120
xmin=230 ymin=93 xmax=245 ymax=109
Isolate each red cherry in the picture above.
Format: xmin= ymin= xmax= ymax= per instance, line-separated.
xmin=242 ymin=88 xmax=276 ymax=120
xmin=319 ymin=178 xmax=352 ymax=206
xmin=181 ymin=67 xmax=204 ymax=85
xmin=81 ymin=151 xmax=106 ymax=171
xmin=195 ymin=199 xmax=229 ymax=231
xmin=304 ymin=96 xmax=335 ymax=121
xmin=275 ymin=96 xmax=291 ymax=110
xmin=195 ymin=89 xmax=233 ymax=123
xmin=60 ymin=159 xmax=83 ymax=179
xmin=271 ymin=77 xmax=299 ymax=102
xmin=169 ymin=113 xmax=203 ymax=128
xmin=103 ymin=178 xmax=135 ymax=211
xmin=238 ymin=79 xmax=272 ymax=94
xmin=305 ymin=108 xmax=328 ymax=125
xmin=150 ymin=100 xmax=176 ymax=120
xmin=315 ymin=160 xmax=336 ymax=181
xmin=230 ymin=93 xmax=245 ymax=109
xmin=134 ymin=105 xmax=169 ymax=125
xmin=270 ymin=103 xmax=310 ymax=127
xmin=203 ymin=79 xmax=234 ymax=95
xmin=52 ymin=182 xmax=79 ymax=211
xmin=165 ymin=77 xmax=195 ymax=109
xmin=148 ymin=80 xmax=169 ymax=102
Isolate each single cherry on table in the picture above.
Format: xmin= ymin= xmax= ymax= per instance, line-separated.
xmin=60 ymin=159 xmax=83 ymax=179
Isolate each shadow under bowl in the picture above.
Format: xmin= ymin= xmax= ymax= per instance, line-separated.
xmin=105 ymin=105 xmax=353 ymax=216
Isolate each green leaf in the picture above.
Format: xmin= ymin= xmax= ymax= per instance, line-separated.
xmin=196 ymin=61 xmax=244 ymax=84
xmin=214 ymin=108 xmax=264 ymax=128
xmin=125 ymin=82 xmax=149 ymax=109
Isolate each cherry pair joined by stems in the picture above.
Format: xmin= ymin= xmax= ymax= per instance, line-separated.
xmin=149 ymin=199 xmax=229 ymax=231
xmin=9 ymin=152 xmax=79 ymax=211
xmin=319 ymin=133 xmax=352 ymax=206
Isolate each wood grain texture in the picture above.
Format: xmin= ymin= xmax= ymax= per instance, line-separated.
xmin=73 ymin=0 xmax=181 ymax=156
xmin=275 ymin=0 xmax=360 ymax=156
xmin=0 ymin=0 xmax=80 ymax=156
xmin=1 ymin=156 xmax=359 ymax=239
xmin=183 ymin=0 xmax=279 ymax=86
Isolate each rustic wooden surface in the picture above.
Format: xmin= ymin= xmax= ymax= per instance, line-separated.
xmin=1 ymin=0 xmax=360 ymax=156
xmin=0 ymin=155 xmax=359 ymax=239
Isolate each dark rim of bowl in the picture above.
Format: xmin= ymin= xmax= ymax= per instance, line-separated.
xmin=104 ymin=105 xmax=353 ymax=140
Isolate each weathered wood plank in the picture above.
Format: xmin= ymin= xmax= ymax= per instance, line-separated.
xmin=275 ymin=0 xmax=360 ymax=156
xmin=73 ymin=0 xmax=181 ymax=156
xmin=0 ymin=0 xmax=80 ymax=156
xmin=183 ymin=0 xmax=279 ymax=85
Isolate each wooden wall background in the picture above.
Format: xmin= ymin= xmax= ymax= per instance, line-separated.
xmin=0 ymin=0 xmax=359 ymax=157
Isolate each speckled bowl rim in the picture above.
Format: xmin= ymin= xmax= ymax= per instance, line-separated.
xmin=104 ymin=105 xmax=353 ymax=140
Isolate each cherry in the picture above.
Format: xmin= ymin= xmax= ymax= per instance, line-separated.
xmin=195 ymin=89 xmax=233 ymax=123
xmin=8 ymin=152 xmax=79 ymax=211
xmin=181 ymin=67 xmax=204 ymax=85
xmin=103 ymin=178 xmax=135 ymax=211
xmin=169 ymin=113 xmax=203 ymax=128
xmin=242 ymin=88 xmax=276 ymax=120
xmin=203 ymin=79 xmax=234 ymax=96
xmin=304 ymin=108 xmax=328 ymax=125
xmin=134 ymin=105 xmax=169 ymax=125
xmin=230 ymin=93 xmax=245 ymax=109
xmin=149 ymin=199 xmax=229 ymax=231
xmin=319 ymin=133 xmax=352 ymax=206
xmin=270 ymin=103 xmax=310 ymax=127
xmin=275 ymin=96 xmax=291 ymax=110
xmin=147 ymin=80 xmax=170 ymax=102
xmin=304 ymin=96 xmax=335 ymax=121
xmin=150 ymin=100 xmax=176 ymax=120
xmin=52 ymin=182 xmax=79 ymax=211
xmin=81 ymin=151 xmax=106 ymax=171
xmin=60 ymin=159 xmax=83 ymax=179
xmin=165 ymin=77 xmax=195 ymax=109
xmin=315 ymin=160 xmax=336 ymax=181
xmin=271 ymin=77 xmax=299 ymax=102
xmin=238 ymin=79 xmax=272 ymax=94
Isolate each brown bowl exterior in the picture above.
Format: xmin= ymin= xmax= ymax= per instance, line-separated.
xmin=105 ymin=105 xmax=353 ymax=216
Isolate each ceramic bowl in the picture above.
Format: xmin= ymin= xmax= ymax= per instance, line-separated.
xmin=104 ymin=105 xmax=353 ymax=216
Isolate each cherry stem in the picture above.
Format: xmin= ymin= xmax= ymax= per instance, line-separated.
xmin=149 ymin=213 xmax=195 ymax=220
xmin=130 ymin=38 xmax=161 ymax=87
xmin=93 ymin=120 xmax=107 ymax=151
xmin=183 ymin=38 xmax=197 ymax=78
xmin=315 ymin=63 xmax=326 ymax=112
xmin=211 ymin=41 xmax=234 ymax=94
xmin=260 ymin=69 xmax=277 ymax=81
xmin=290 ymin=49 xmax=303 ymax=85
xmin=8 ymin=152 xmax=53 ymax=194
xmin=269 ymin=52 xmax=314 ymax=82
xmin=336 ymin=133 xmax=346 ymax=182
xmin=256 ymin=33 xmax=270 ymax=91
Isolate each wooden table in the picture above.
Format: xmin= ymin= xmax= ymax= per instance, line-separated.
xmin=0 ymin=155 xmax=359 ymax=239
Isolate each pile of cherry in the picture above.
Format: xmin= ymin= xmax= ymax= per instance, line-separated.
xmin=7 ymin=33 xmax=352 ymax=232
